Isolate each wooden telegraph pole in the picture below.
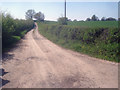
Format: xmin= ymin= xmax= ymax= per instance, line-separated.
xmin=65 ymin=0 xmax=67 ymax=25
xmin=65 ymin=0 xmax=66 ymax=18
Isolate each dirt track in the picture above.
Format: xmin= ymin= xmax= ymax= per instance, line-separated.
xmin=2 ymin=23 xmax=118 ymax=88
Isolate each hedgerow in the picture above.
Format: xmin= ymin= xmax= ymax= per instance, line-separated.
xmin=2 ymin=13 xmax=35 ymax=52
xmin=38 ymin=22 xmax=120 ymax=62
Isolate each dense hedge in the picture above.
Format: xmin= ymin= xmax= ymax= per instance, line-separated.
xmin=2 ymin=13 xmax=35 ymax=52
xmin=38 ymin=22 xmax=120 ymax=62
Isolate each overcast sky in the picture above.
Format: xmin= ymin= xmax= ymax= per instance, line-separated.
xmin=0 ymin=1 xmax=118 ymax=21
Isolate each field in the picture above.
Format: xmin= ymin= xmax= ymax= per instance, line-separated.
xmin=38 ymin=21 xmax=120 ymax=62
xmin=44 ymin=21 xmax=118 ymax=28
xmin=68 ymin=21 xmax=118 ymax=28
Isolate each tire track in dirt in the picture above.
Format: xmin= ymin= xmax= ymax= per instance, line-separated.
xmin=2 ymin=23 xmax=118 ymax=88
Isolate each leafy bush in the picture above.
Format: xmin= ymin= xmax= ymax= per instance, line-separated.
xmin=11 ymin=36 xmax=21 ymax=43
xmin=20 ymin=30 xmax=27 ymax=38
xmin=58 ymin=17 xmax=68 ymax=25
xmin=2 ymin=13 xmax=35 ymax=52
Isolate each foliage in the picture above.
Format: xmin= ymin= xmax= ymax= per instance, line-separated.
xmin=25 ymin=9 xmax=36 ymax=20
xmin=86 ymin=18 xmax=91 ymax=21
xmin=86 ymin=15 xmax=116 ymax=21
xmin=101 ymin=17 xmax=106 ymax=21
xmin=2 ymin=13 xmax=34 ymax=52
xmin=58 ymin=17 xmax=68 ymax=25
xmin=25 ymin=9 xmax=45 ymax=22
xmin=34 ymin=12 xmax=45 ymax=22
xmin=37 ymin=21 xmax=119 ymax=62
xmin=91 ymin=15 xmax=99 ymax=21
xmin=106 ymin=17 xmax=117 ymax=21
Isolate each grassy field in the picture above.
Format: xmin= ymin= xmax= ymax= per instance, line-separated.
xmin=68 ymin=21 xmax=118 ymax=28
xmin=44 ymin=20 xmax=118 ymax=28
xmin=38 ymin=21 xmax=119 ymax=62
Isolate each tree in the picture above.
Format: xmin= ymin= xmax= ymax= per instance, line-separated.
xmin=91 ymin=15 xmax=99 ymax=21
xmin=68 ymin=19 xmax=72 ymax=21
xmin=58 ymin=17 xmax=68 ymax=25
xmin=25 ymin=9 xmax=35 ymax=20
xmin=34 ymin=12 xmax=45 ymax=22
xmin=106 ymin=17 xmax=116 ymax=21
xmin=73 ymin=19 xmax=77 ymax=21
xmin=86 ymin=18 xmax=91 ymax=21
xmin=101 ymin=17 xmax=106 ymax=21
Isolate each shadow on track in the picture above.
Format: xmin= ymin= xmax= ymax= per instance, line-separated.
xmin=0 ymin=68 xmax=10 ymax=87
xmin=2 ymin=53 xmax=14 ymax=62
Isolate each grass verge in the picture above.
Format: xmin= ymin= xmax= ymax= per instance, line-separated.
xmin=37 ymin=22 xmax=120 ymax=62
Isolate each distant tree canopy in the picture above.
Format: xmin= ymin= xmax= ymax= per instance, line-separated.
xmin=91 ymin=15 xmax=99 ymax=21
xmin=68 ymin=19 xmax=72 ymax=21
xmin=106 ymin=17 xmax=116 ymax=21
xmin=86 ymin=15 xmax=99 ymax=21
xmin=25 ymin=9 xmax=35 ymax=20
xmin=73 ymin=19 xmax=77 ymax=21
xmin=34 ymin=12 xmax=45 ymax=22
xmin=58 ymin=17 xmax=68 ymax=25
xmin=101 ymin=17 xmax=106 ymax=21
xmin=86 ymin=18 xmax=91 ymax=21
xmin=86 ymin=15 xmax=117 ymax=21
xmin=25 ymin=9 xmax=45 ymax=22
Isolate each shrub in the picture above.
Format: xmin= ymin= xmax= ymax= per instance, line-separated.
xmin=2 ymin=12 xmax=35 ymax=52
xmin=58 ymin=17 xmax=68 ymax=25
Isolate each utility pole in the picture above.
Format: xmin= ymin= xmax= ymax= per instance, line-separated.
xmin=65 ymin=0 xmax=66 ymax=18
xmin=64 ymin=0 xmax=67 ymax=25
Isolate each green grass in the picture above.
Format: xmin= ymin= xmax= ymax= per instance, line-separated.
xmin=67 ymin=21 xmax=118 ymax=28
xmin=37 ymin=21 xmax=120 ymax=62
xmin=44 ymin=20 xmax=58 ymax=25
xmin=44 ymin=20 xmax=118 ymax=28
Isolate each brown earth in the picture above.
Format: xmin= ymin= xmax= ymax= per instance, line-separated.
xmin=2 ymin=23 xmax=118 ymax=88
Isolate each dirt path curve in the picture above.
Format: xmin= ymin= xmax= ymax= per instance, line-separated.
xmin=2 ymin=23 xmax=118 ymax=88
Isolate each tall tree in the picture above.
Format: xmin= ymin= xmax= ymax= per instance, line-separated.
xmin=91 ymin=15 xmax=99 ymax=21
xmin=86 ymin=18 xmax=91 ymax=21
xmin=101 ymin=17 xmax=106 ymax=21
xmin=34 ymin=12 xmax=45 ymax=22
xmin=25 ymin=9 xmax=35 ymax=20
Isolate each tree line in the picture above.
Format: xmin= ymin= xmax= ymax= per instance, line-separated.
xmin=86 ymin=15 xmax=117 ymax=21
xmin=57 ymin=15 xmax=117 ymax=25
xmin=2 ymin=9 xmax=45 ymax=52
xmin=25 ymin=9 xmax=117 ymax=25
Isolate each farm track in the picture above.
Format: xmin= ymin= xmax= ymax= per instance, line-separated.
xmin=2 ymin=23 xmax=118 ymax=88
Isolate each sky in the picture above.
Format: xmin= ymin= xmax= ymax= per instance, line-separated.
xmin=0 ymin=1 xmax=118 ymax=21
